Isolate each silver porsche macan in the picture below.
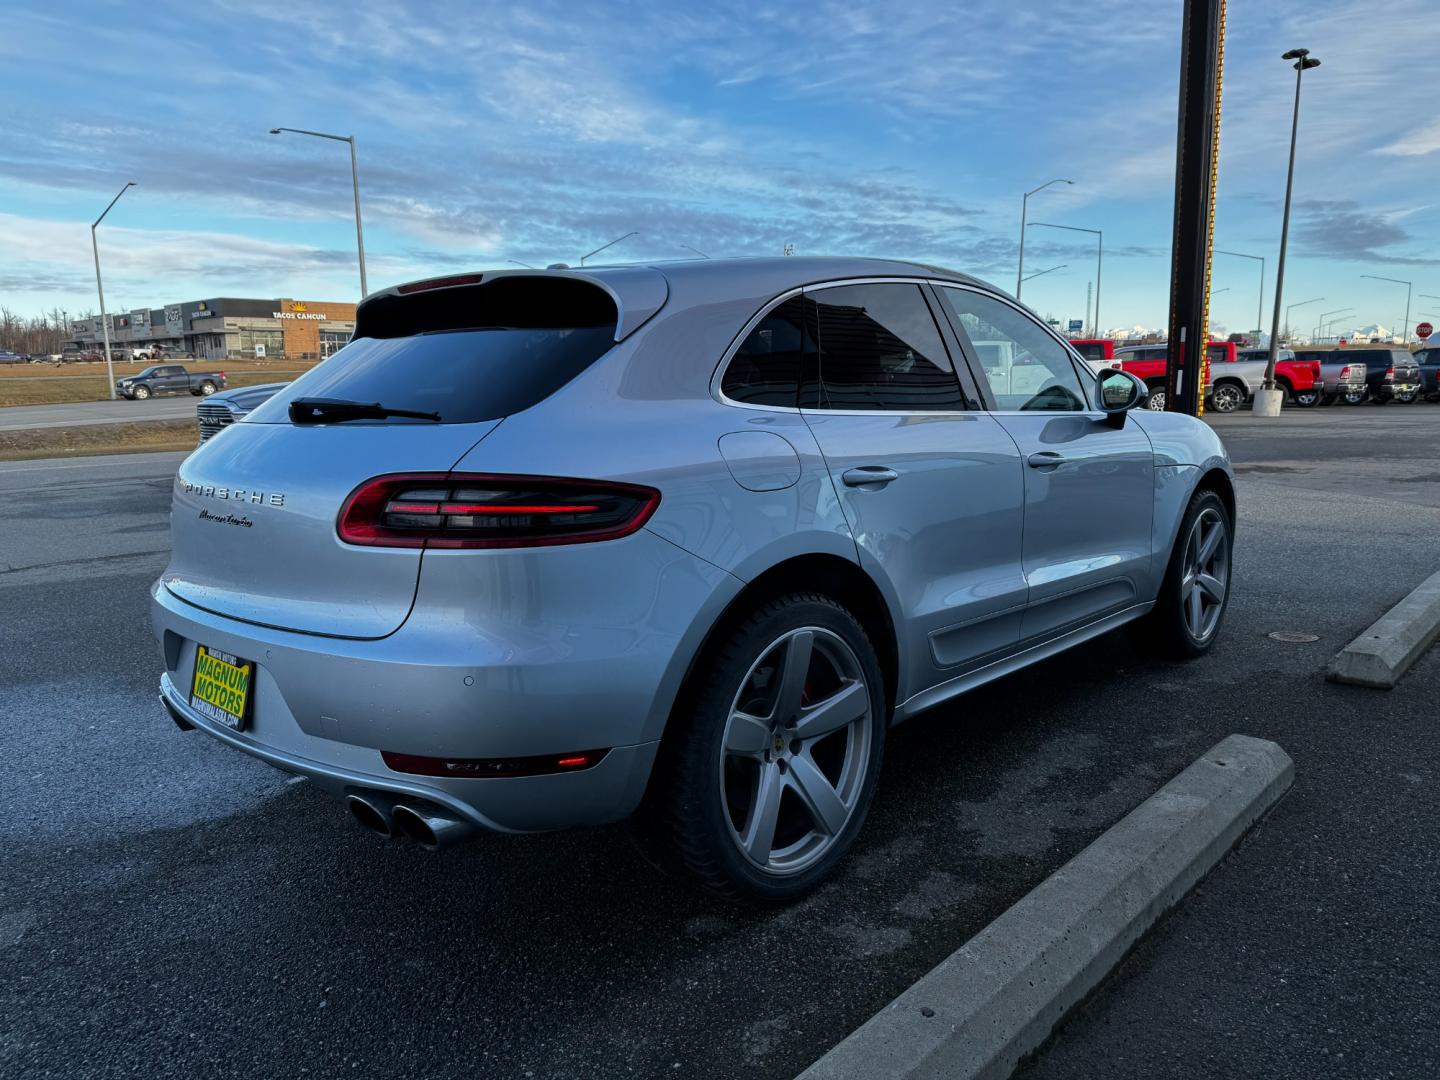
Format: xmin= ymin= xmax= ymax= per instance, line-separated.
xmin=153 ymin=257 xmax=1235 ymax=901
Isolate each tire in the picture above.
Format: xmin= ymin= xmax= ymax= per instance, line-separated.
xmin=1145 ymin=385 xmax=1167 ymax=411
xmin=1131 ymin=489 xmax=1232 ymax=660
xmin=641 ymin=592 xmax=887 ymax=903
xmin=1209 ymin=382 xmax=1244 ymax=413
xmin=1395 ymin=389 xmax=1418 ymax=404
xmin=198 ymin=381 xmax=217 ymax=395
xmin=1342 ymin=389 xmax=1367 ymax=405
xmin=132 ymin=385 xmax=151 ymax=400
xmin=1293 ymin=388 xmax=1320 ymax=408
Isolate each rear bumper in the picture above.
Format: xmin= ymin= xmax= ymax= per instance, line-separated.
xmin=158 ymin=673 xmax=658 ymax=832
xmin=149 ymin=530 xmax=740 ymax=831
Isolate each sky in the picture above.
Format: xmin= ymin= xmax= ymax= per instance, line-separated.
xmin=3 ymin=0 xmax=1438 ymax=338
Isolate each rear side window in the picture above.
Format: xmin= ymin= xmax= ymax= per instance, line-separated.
xmin=1206 ymin=346 xmax=1230 ymax=364
xmin=247 ymin=277 xmax=618 ymax=425
xmin=808 ymin=283 xmax=965 ymax=411
xmin=721 ymin=295 xmax=807 ymax=406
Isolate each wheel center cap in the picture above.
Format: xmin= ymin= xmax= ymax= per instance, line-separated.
xmin=773 ymin=732 xmax=786 ymax=754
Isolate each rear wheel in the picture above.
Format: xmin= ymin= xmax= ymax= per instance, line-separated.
xmin=1342 ymin=388 xmax=1367 ymax=405
xmin=1132 ymin=489 xmax=1232 ymax=659
xmin=1293 ymin=388 xmax=1320 ymax=408
xmin=1145 ymin=385 xmax=1167 ymax=411
xmin=643 ymin=593 xmax=886 ymax=903
xmin=1395 ymin=388 xmax=1418 ymax=404
xmin=198 ymin=380 xmax=217 ymax=395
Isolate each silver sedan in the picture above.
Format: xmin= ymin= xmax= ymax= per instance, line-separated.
xmin=153 ymin=257 xmax=1234 ymax=901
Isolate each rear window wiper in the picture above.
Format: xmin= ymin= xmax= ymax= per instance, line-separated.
xmin=289 ymin=397 xmax=442 ymax=424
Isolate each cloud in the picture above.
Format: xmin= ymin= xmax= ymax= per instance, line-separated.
xmin=1375 ymin=118 xmax=1440 ymax=158
xmin=1291 ymin=199 xmax=1440 ymax=266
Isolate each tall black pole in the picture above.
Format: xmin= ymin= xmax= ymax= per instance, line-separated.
xmin=1264 ymin=50 xmax=1319 ymax=392
xmin=1165 ymin=0 xmax=1224 ymax=415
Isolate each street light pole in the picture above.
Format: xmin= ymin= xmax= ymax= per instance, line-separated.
xmin=1282 ymin=297 xmax=1324 ymax=342
xmin=1016 ymin=179 xmax=1073 ymax=299
xmin=580 ymin=231 xmax=638 ymax=266
xmin=1313 ymin=307 xmax=1351 ymax=340
xmin=1262 ymin=48 xmax=1321 ymax=398
xmin=1027 ymin=222 xmax=1102 ymax=336
xmin=92 ymin=181 xmax=136 ymax=401
xmin=1361 ymin=275 xmax=1413 ymax=345
xmin=269 ymin=127 xmax=368 ymax=297
xmin=1021 ymin=264 xmax=1067 ymax=283
xmin=1215 ymin=249 xmax=1266 ymax=340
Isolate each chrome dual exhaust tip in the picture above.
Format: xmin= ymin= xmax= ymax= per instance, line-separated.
xmin=346 ymin=793 xmax=476 ymax=850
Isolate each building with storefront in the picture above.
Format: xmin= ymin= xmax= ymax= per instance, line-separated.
xmin=68 ymin=298 xmax=356 ymax=360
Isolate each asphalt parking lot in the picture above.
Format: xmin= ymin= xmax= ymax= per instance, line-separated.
xmin=2 ymin=410 xmax=1437 ymax=1079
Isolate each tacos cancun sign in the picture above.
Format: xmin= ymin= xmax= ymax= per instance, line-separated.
xmin=273 ymin=303 xmax=327 ymax=320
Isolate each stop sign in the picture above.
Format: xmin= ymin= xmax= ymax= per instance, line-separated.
xmin=1418 ymin=322 xmax=1434 ymax=340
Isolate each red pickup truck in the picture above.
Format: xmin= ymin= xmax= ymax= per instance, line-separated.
xmin=1113 ymin=342 xmax=1322 ymax=411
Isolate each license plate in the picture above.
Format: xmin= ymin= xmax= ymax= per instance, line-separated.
xmin=190 ymin=645 xmax=254 ymax=730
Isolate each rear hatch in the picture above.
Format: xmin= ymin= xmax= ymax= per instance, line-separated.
xmin=163 ymin=273 xmax=638 ymax=639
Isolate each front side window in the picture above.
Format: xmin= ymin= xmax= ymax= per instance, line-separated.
xmin=721 ymin=295 xmax=807 ymax=407
xmin=938 ymin=287 xmax=1089 ymax=411
xmin=808 ymin=283 xmax=964 ymax=411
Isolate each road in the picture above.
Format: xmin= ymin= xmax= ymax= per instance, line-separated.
xmin=0 ymin=397 xmax=202 ymax=432
xmin=2 ymin=411 xmax=1437 ymax=1079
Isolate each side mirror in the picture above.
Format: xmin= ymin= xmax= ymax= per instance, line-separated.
xmin=1097 ymin=368 xmax=1148 ymax=426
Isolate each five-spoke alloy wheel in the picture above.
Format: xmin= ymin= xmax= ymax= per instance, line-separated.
xmin=719 ymin=627 xmax=873 ymax=876
xmin=645 ymin=592 xmax=886 ymax=902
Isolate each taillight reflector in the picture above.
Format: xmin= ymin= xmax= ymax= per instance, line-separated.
xmin=382 ymin=748 xmax=609 ymax=777
xmin=337 ymin=473 xmax=659 ymax=549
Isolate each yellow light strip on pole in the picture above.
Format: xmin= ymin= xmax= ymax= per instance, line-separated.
xmin=1197 ymin=0 xmax=1227 ymax=418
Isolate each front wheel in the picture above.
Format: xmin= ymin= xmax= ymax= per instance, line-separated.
xmin=1209 ymin=383 xmax=1244 ymax=413
xmin=643 ymin=593 xmax=886 ymax=903
xmin=132 ymin=385 xmax=151 ymax=400
xmin=1145 ymin=386 xmax=1167 ymax=411
xmin=1132 ymin=489 xmax=1232 ymax=659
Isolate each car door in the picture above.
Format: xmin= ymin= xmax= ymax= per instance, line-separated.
xmin=934 ymin=284 xmax=1155 ymax=642
xmin=797 ymin=281 xmax=1028 ymax=692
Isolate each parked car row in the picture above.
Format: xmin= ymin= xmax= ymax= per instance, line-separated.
xmin=1075 ymin=340 xmax=1435 ymax=410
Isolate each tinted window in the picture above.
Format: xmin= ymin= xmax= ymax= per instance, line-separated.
xmin=938 ymin=287 xmax=1089 ymax=411
xmin=246 ymin=326 xmax=617 ymax=425
xmin=1071 ymin=341 xmax=1106 ymax=361
xmin=1206 ymin=345 xmax=1230 ymax=364
xmin=721 ymin=295 xmax=807 ymax=407
xmin=808 ymin=283 xmax=964 ymax=411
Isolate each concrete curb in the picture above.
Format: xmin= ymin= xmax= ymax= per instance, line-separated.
xmin=796 ymin=734 xmax=1294 ymax=1080
xmin=1327 ymin=569 xmax=1440 ymax=689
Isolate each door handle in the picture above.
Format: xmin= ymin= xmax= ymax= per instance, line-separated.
xmin=842 ymin=466 xmax=899 ymax=488
xmin=1027 ymin=451 xmax=1067 ymax=469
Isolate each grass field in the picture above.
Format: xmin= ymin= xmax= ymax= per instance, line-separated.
xmin=0 ymin=370 xmax=305 ymax=407
xmin=0 ymin=419 xmax=196 ymax=461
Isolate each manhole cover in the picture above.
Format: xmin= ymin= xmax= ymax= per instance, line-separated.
xmin=1267 ymin=631 xmax=1320 ymax=643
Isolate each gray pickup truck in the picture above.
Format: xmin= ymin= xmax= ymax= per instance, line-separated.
xmin=117 ymin=364 xmax=227 ymax=400
xmin=1296 ymin=351 xmax=1370 ymax=406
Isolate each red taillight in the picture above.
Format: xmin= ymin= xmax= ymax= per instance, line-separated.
xmin=1385 ymin=367 xmax=1395 ymax=381
xmin=1339 ymin=366 xmax=1351 ymax=378
xmin=382 ymin=748 xmax=609 ymax=777
xmin=337 ymin=473 xmax=660 ymax=549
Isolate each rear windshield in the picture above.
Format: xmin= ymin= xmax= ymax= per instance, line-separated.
xmin=1070 ymin=342 xmax=1106 ymax=361
xmin=247 ymin=327 xmax=616 ymax=425
xmin=246 ymin=276 xmax=619 ymax=425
